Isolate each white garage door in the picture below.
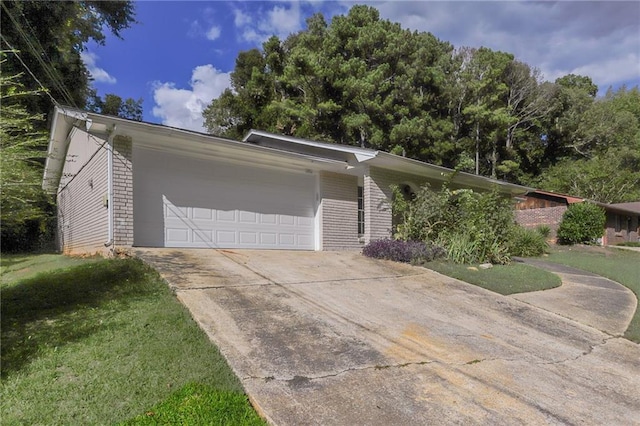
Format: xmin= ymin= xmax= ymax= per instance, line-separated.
xmin=133 ymin=148 xmax=316 ymax=249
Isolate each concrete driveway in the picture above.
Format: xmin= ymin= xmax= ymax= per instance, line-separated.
xmin=136 ymin=248 xmax=640 ymax=425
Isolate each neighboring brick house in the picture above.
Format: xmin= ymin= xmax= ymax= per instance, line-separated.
xmin=515 ymin=190 xmax=640 ymax=245
xmin=43 ymin=106 xmax=529 ymax=255
xmin=602 ymin=202 xmax=640 ymax=246
xmin=514 ymin=190 xmax=584 ymax=240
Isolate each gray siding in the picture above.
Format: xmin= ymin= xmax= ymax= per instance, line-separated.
xmin=56 ymin=128 xmax=109 ymax=254
xmin=319 ymin=171 xmax=360 ymax=250
xmin=364 ymin=166 xmax=429 ymax=244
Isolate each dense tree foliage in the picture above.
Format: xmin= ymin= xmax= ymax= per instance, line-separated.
xmin=203 ymin=6 xmax=639 ymax=203
xmin=87 ymin=90 xmax=143 ymax=121
xmin=1 ymin=0 xmax=135 ymax=112
xmin=1 ymin=1 xmax=136 ymax=252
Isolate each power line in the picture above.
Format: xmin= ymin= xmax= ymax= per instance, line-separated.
xmin=0 ymin=37 xmax=60 ymax=108
xmin=1 ymin=2 xmax=79 ymax=108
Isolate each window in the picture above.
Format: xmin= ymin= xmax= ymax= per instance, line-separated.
xmin=358 ymin=186 xmax=364 ymax=236
xmin=615 ymin=214 xmax=621 ymax=233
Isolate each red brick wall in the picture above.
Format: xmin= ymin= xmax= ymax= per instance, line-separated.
xmin=514 ymin=206 xmax=567 ymax=239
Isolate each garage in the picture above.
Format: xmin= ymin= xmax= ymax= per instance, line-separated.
xmin=133 ymin=147 xmax=317 ymax=249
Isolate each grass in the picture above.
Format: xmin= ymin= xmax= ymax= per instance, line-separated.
xmin=424 ymin=261 xmax=562 ymax=295
xmin=0 ymin=254 xmax=265 ymax=425
xmin=545 ymin=245 xmax=640 ymax=343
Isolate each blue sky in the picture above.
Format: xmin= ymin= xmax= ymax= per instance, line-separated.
xmin=85 ymin=1 xmax=640 ymax=132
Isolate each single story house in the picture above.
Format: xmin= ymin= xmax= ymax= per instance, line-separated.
xmin=43 ymin=106 xmax=529 ymax=255
xmin=515 ymin=190 xmax=640 ymax=245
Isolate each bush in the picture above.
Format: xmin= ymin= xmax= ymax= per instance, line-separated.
xmin=362 ymin=239 xmax=446 ymax=265
xmin=536 ymin=224 xmax=551 ymax=238
xmin=392 ymin=184 xmax=516 ymax=264
xmin=557 ymin=202 xmax=606 ymax=245
xmin=508 ymin=226 xmax=548 ymax=257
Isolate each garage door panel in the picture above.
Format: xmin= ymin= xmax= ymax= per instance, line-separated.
xmin=134 ymin=148 xmax=316 ymax=249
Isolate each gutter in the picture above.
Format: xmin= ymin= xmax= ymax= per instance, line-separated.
xmin=105 ymin=125 xmax=117 ymax=248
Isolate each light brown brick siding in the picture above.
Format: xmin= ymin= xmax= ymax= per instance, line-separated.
xmin=56 ymin=128 xmax=109 ymax=254
xmin=364 ymin=166 xmax=429 ymax=244
xmin=514 ymin=206 xmax=567 ymax=239
xmin=113 ymin=135 xmax=133 ymax=248
xmin=319 ymin=171 xmax=361 ymax=250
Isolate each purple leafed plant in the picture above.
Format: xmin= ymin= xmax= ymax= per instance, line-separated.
xmin=362 ymin=239 xmax=446 ymax=265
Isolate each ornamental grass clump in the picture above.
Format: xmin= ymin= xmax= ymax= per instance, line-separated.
xmin=362 ymin=239 xmax=446 ymax=265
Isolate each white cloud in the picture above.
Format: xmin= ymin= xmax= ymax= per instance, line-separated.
xmin=233 ymin=9 xmax=251 ymax=27
xmin=152 ymin=65 xmax=231 ymax=132
xmin=235 ymin=2 xmax=302 ymax=43
xmin=206 ymin=26 xmax=221 ymax=41
xmin=81 ymin=52 xmax=116 ymax=84
xmin=361 ymin=1 xmax=640 ymax=93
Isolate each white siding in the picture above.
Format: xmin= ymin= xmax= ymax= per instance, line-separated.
xmin=56 ymin=128 xmax=109 ymax=254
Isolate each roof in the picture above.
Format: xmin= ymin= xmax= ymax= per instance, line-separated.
xmin=44 ymin=106 xmax=532 ymax=197
xmin=524 ymin=190 xmax=584 ymax=204
xmin=244 ymin=130 xmax=531 ymax=196
xmin=609 ymin=202 xmax=640 ymax=214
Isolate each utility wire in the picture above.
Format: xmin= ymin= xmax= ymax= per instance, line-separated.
xmin=1 ymin=2 xmax=79 ymax=108
xmin=0 ymin=36 xmax=60 ymax=108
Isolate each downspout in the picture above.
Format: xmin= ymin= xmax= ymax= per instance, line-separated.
xmin=105 ymin=125 xmax=117 ymax=249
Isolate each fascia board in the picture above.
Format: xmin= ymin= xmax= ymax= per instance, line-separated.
xmin=42 ymin=107 xmax=79 ymax=193
xmin=244 ymin=129 xmax=378 ymax=157
xmin=371 ymin=152 xmax=531 ymax=196
xmin=117 ymin=122 xmax=351 ymax=174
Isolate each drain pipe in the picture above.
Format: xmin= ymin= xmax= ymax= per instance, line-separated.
xmin=105 ymin=125 xmax=117 ymax=250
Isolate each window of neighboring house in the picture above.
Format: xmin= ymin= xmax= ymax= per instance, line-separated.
xmin=358 ymin=186 xmax=364 ymax=236
xmin=615 ymin=214 xmax=621 ymax=232
xmin=627 ymin=216 xmax=633 ymax=234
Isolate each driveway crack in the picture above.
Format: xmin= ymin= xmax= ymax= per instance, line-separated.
xmin=242 ymin=360 xmax=437 ymax=383
xmin=535 ymin=335 xmax=618 ymax=365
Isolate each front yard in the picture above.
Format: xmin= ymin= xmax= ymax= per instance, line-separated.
xmin=0 ymin=254 xmax=264 ymax=425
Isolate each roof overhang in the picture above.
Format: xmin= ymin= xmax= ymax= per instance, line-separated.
xmin=243 ymin=130 xmax=531 ymax=196
xmin=42 ymin=107 xmax=352 ymax=194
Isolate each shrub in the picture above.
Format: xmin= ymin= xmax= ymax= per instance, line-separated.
xmin=392 ymin=184 xmax=516 ymax=264
xmin=557 ymin=202 xmax=606 ymax=245
xmin=508 ymin=226 xmax=548 ymax=257
xmin=535 ymin=224 xmax=551 ymax=238
xmin=362 ymin=239 xmax=446 ymax=265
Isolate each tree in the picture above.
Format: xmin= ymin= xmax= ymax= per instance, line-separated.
xmin=1 ymin=0 xmax=136 ymax=114
xmin=0 ymin=59 xmax=51 ymax=251
xmin=203 ymin=6 xmax=455 ymax=164
xmin=87 ymin=91 xmax=143 ymax=121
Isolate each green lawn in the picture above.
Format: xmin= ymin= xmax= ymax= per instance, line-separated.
xmin=1 ymin=254 xmax=265 ymax=425
xmin=544 ymin=245 xmax=640 ymax=343
xmin=424 ymin=261 xmax=561 ymax=295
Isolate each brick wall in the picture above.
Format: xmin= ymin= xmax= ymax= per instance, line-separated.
xmin=319 ymin=171 xmax=361 ymax=250
xmin=364 ymin=166 xmax=429 ymax=244
xmin=604 ymin=212 xmax=640 ymax=245
xmin=514 ymin=206 xmax=567 ymax=238
xmin=112 ymin=135 xmax=133 ymax=248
